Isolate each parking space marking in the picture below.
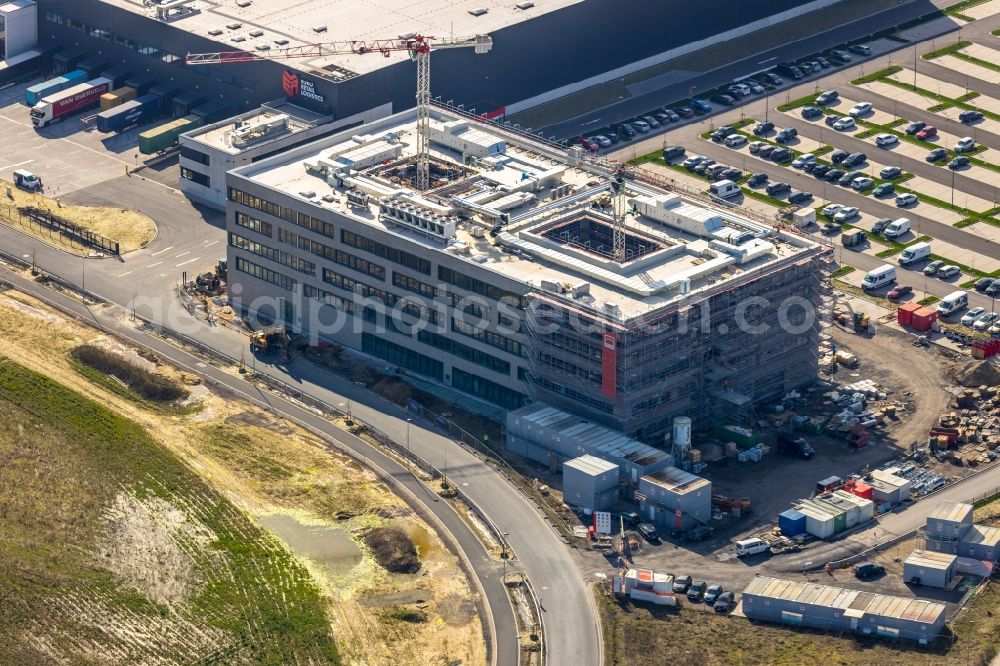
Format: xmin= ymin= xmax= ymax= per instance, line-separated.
xmin=203 ymin=240 xmax=219 ymax=247
xmin=150 ymin=246 xmax=174 ymax=256
xmin=146 ymin=261 xmax=162 ymax=268
xmin=174 ymin=251 xmax=190 ymax=258
xmin=176 ymin=257 xmax=200 ymax=267
xmin=118 ymin=271 xmax=132 ymax=278
xmin=0 ymin=159 xmax=34 ymax=171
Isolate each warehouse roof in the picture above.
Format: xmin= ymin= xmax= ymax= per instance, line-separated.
xmin=564 ymin=454 xmax=619 ymax=476
xmin=962 ymin=524 xmax=1000 ymax=547
xmin=642 ymin=466 xmax=710 ymax=495
xmin=743 ymin=576 xmax=946 ymax=624
xmin=905 ymin=549 xmax=957 ymax=570
xmin=928 ymin=500 xmax=973 ymax=524
xmin=102 ymin=0 xmax=580 ymax=76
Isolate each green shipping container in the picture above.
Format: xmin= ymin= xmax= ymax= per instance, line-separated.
xmin=713 ymin=424 xmax=761 ymax=449
xmin=138 ymin=114 xmax=203 ymax=155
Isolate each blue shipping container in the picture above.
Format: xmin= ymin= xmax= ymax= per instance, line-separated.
xmin=26 ymin=69 xmax=86 ymax=106
xmin=778 ymin=508 xmax=807 ymax=536
xmin=95 ymin=94 xmax=161 ymax=133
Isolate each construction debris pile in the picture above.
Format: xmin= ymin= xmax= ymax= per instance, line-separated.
xmin=926 ymin=383 xmax=1000 ymax=467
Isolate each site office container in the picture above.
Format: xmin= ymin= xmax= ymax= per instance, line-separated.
xmin=911 ymin=307 xmax=939 ymax=332
xmin=832 ymin=490 xmax=874 ymax=525
xmin=842 ymin=479 xmax=874 ymax=500
xmin=813 ymin=497 xmax=850 ymax=531
xmin=779 ymin=508 xmax=806 ymax=536
xmin=796 ymin=501 xmax=836 ymax=538
xmin=138 ymin=115 xmax=204 ymax=154
xmin=897 ymin=302 xmax=921 ymax=327
xmin=99 ymin=86 xmax=137 ymax=112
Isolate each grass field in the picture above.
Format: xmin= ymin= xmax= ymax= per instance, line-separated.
xmin=0 ymin=357 xmax=340 ymax=664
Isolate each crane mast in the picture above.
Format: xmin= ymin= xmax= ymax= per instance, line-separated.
xmin=187 ymin=34 xmax=492 ymax=191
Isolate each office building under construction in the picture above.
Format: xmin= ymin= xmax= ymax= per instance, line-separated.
xmin=227 ymin=105 xmax=827 ymax=441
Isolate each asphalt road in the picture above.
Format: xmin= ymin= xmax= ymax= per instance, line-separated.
xmin=538 ymin=0 xmax=954 ymax=139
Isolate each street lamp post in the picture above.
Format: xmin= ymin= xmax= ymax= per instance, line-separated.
xmin=501 ymin=531 xmax=510 ymax=578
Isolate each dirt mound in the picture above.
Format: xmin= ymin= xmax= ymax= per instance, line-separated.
xmin=364 ymin=527 xmax=420 ymax=573
xmin=951 ymin=360 xmax=1000 ymax=388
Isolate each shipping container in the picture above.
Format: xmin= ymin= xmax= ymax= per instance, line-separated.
xmin=843 ymin=479 xmax=873 ymax=500
xmin=124 ymin=74 xmax=156 ymax=96
xmin=911 ymin=307 xmax=938 ymax=332
xmin=834 ymin=490 xmax=875 ymax=524
xmin=77 ymin=57 xmax=107 ymax=79
xmin=138 ymin=114 xmax=204 ymax=154
xmin=173 ymin=92 xmax=206 ymax=118
xmin=778 ymin=508 xmax=806 ymax=537
xmin=897 ymin=302 xmax=921 ymax=327
xmin=99 ymin=86 xmax=137 ymax=112
xmin=25 ymin=69 xmax=87 ymax=106
xmin=796 ymin=502 xmax=835 ymax=539
xmin=95 ymin=93 xmax=161 ymax=133
xmin=101 ymin=65 xmax=132 ymax=89
xmin=713 ymin=424 xmax=761 ymax=448
xmin=148 ymin=83 xmax=181 ymax=116
xmin=52 ymin=49 xmax=83 ymax=75
xmin=191 ymin=100 xmax=233 ymax=124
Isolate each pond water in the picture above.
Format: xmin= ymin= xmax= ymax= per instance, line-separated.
xmin=260 ymin=513 xmax=363 ymax=575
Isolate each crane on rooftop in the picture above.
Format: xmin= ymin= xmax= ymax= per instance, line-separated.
xmin=186 ymin=34 xmax=494 ymax=190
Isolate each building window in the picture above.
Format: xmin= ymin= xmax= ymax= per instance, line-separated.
xmin=416 ymin=331 xmax=509 ymax=375
xmin=162 ymin=53 xmax=183 ymax=65
xmin=452 ymin=368 xmax=524 ymax=409
xmin=780 ymin=611 xmax=803 ymax=625
xmin=230 ymin=233 xmax=315 ymax=275
xmin=322 ymin=268 xmax=397 ymax=306
xmin=342 ymin=229 xmax=431 ymax=275
xmin=362 ymin=333 xmax=443 ymax=380
xmin=451 ymin=318 xmax=521 ymax=355
xmin=439 ymin=266 xmax=525 ymax=306
xmin=235 ymin=257 xmax=296 ymax=290
xmin=392 ymin=271 xmax=436 ymax=297
xmin=234 ymin=212 xmax=272 ymax=237
xmin=44 ymin=11 xmax=64 ymax=25
xmin=228 ymin=187 xmax=297 ymax=224
xmin=180 ymin=167 xmax=210 ymax=188
xmin=180 ymin=146 xmax=210 ymax=166
xmin=67 ymin=18 xmax=85 ymax=31
xmin=535 ymin=377 xmax=613 ymax=414
xmin=334 ymin=249 xmax=384 ymax=281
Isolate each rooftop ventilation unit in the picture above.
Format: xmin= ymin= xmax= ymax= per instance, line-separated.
xmin=469 ymin=8 xmax=488 ymax=16
xmin=236 ymin=0 xmax=252 ymax=6
xmin=516 ymin=1 xmax=535 ymax=8
xmin=249 ymin=29 xmax=264 ymax=37
xmin=151 ymin=0 xmax=197 ymax=21
xmin=231 ymin=113 xmax=291 ymax=147
xmin=379 ymin=197 xmax=458 ymax=240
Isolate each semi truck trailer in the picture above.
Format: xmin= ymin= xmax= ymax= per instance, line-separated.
xmin=31 ymin=77 xmax=112 ymax=128
xmin=25 ymin=69 xmax=87 ymax=106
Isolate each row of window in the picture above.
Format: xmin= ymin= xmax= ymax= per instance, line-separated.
xmin=362 ymin=333 xmax=444 ymax=381
xmin=45 ymin=11 xmax=255 ymax=90
xmin=452 ymin=368 xmax=525 ymax=410
xmin=322 ymin=268 xmax=392 ymax=304
xmin=180 ymin=167 xmax=209 ymax=188
xmin=230 ymin=233 xmax=315 ymax=276
xmin=333 ymin=249 xmax=384 ymax=281
xmin=536 ymin=377 xmax=613 ymax=414
xmin=342 ymin=230 xmax=431 ymax=275
xmin=235 ymin=212 xmax=273 ymax=237
xmin=438 ymin=266 xmax=525 ymax=307
xmin=235 ymin=257 xmax=296 ymax=290
xmin=416 ymin=331 xmax=510 ymax=375
xmin=451 ymin=318 xmax=522 ymax=356
xmin=180 ymin=146 xmax=210 ymax=166
xmin=392 ymin=271 xmax=436 ymax=298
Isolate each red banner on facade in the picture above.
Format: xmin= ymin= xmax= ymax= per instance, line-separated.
xmin=601 ymin=331 xmax=617 ymax=399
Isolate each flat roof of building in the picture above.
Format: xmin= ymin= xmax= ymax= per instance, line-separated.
xmin=743 ymin=575 xmax=946 ymax=624
xmin=185 ymin=100 xmax=329 ymax=155
xmin=103 ymin=0 xmax=580 ymax=76
xmin=870 ymin=469 xmax=910 ymax=488
xmin=641 ymin=466 xmax=710 ymax=495
xmin=963 ymin=524 xmax=1000 ymax=547
xmin=564 ymin=454 xmax=619 ymax=476
xmin=905 ymin=549 xmax=957 ymax=570
xmin=928 ymin=500 xmax=973 ymax=524
xmin=234 ymin=107 xmax=820 ymax=321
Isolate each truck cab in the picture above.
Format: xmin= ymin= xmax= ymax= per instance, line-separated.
xmin=776 ymin=432 xmax=814 ymax=459
xmin=12 ymin=169 xmax=42 ymax=192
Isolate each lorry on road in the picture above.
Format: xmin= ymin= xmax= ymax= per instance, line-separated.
xmin=30 ymin=77 xmax=112 ymax=128
xmin=25 ymin=69 xmax=87 ymax=106
xmin=95 ymin=93 xmax=161 ymax=133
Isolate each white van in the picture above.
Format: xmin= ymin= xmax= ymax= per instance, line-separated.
xmin=884 ymin=218 xmax=911 ymax=238
xmin=862 ymin=264 xmax=896 ymax=291
xmin=735 ymin=538 xmax=771 ymax=557
xmin=899 ymin=241 xmax=931 ymax=266
xmin=710 ymin=179 xmax=740 ymax=199
xmin=937 ymin=290 xmax=968 ymax=316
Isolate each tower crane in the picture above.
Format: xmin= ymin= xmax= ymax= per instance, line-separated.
xmin=186 ymin=34 xmax=493 ymax=190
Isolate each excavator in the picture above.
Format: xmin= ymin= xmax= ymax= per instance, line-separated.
xmin=250 ymin=325 xmax=288 ymax=355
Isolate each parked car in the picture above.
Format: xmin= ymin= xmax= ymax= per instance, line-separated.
xmin=798 ymin=61 xmax=816 ymax=74
xmin=711 ymin=125 xmax=737 ymax=141
xmin=816 ymin=89 xmax=839 ymax=105
xmin=791 ymin=153 xmax=816 ymax=168
xmin=765 ymin=181 xmax=791 ymax=196
xmin=955 ymin=136 xmax=976 ymax=152
xmin=825 ymin=168 xmax=845 ymax=182
xmin=850 ymin=43 xmax=872 ymax=55
xmin=618 ymin=123 xmax=637 ymax=138
xmin=801 ymin=106 xmax=823 ymax=120
xmin=775 ymin=127 xmax=798 ymax=143
xmin=710 ymin=94 xmax=736 ymax=106
xmin=875 ymin=133 xmax=898 ymax=147
xmin=915 ymin=126 xmax=937 ymax=140
xmin=959 ymin=110 xmax=983 ymax=124
xmin=777 ymin=432 xmax=815 ymax=458
xmin=853 ymin=562 xmax=885 ymax=579
xmin=722 ymin=167 xmax=742 ymax=181
xmin=825 ymin=115 xmax=842 ymax=128
xmin=803 ymin=161 xmax=820 ymax=173
xmin=654 ymin=112 xmax=671 ymax=125
xmin=787 ymin=190 xmax=812 ymax=204
xmin=641 ymin=115 xmax=660 ymax=128
xmin=833 ymin=117 xmax=856 ymax=131
xmin=895 ymin=192 xmax=918 ymax=207
xmin=753 ymin=120 xmax=774 ymax=135
xmin=887 ymin=284 xmax=912 ymax=300
xmin=926 ymin=147 xmax=948 ymax=162
xmin=687 ymin=581 xmax=707 ymax=601
xmin=682 ymin=155 xmax=705 ymax=169
xmin=822 ymin=203 xmax=843 ymax=218
xmin=749 ymin=83 xmax=765 ymax=94
xmin=974 ymin=312 xmax=999 ymax=331
xmin=938 ymin=265 xmax=961 ymax=279
xmin=771 ymin=148 xmax=793 ymax=162
xmin=714 ymin=591 xmax=736 ymax=613
xmin=839 ymin=170 xmax=863 ymax=186
xmin=949 ymin=156 xmax=971 ymax=169
xmin=729 ymin=83 xmax=751 ymax=97
xmin=872 ymin=217 xmax=892 ymax=234
xmin=822 ymin=222 xmax=840 ymax=235
xmin=812 ymin=164 xmax=831 ymax=178
xmin=828 ymin=49 xmax=852 ymax=64
xmin=690 ymin=98 xmax=712 ymax=114
xmin=830 ymin=149 xmax=849 ymax=164
xmin=873 ymin=183 xmax=895 ymax=197
xmin=923 ymin=259 xmax=945 ymax=275
xmin=663 ymin=145 xmax=686 ymax=161
xmin=637 ymin=523 xmax=659 ymax=541
xmin=605 ymin=131 xmax=620 ymax=143
xmin=592 ymin=135 xmax=611 ymax=148
xmin=848 ymin=102 xmax=873 ymax=118
xmin=672 ymin=575 xmax=693 ymax=593
xmin=962 ymin=307 xmax=986 ymax=326
xmin=631 ymin=119 xmax=651 ymax=133
xmin=974 ymin=277 xmax=995 ymax=292
xmin=833 ymin=206 xmax=859 ymax=222
xmin=843 ymin=152 xmax=866 ymax=167
xmin=686 ymin=524 xmax=714 ymax=542
xmin=988 ymin=280 xmax=1000 ymax=297
xmin=816 ymin=56 xmax=831 ymax=69
xmin=664 ymin=109 xmax=681 ymax=122
xmin=725 ymin=134 xmax=748 ymax=148
xmin=673 ymin=107 xmax=694 ymax=119
xmin=749 ymin=140 xmax=767 ymax=154
xmin=747 ymin=172 xmax=768 ymax=187
xmin=705 ymin=584 xmax=724 ymax=604
xmin=761 ymin=72 xmax=783 ymax=85
xmin=575 ymin=136 xmax=598 ymax=151
xmin=905 ymin=120 xmax=926 ymax=135
xmin=879 ymin=166 xmax=902 ymax=179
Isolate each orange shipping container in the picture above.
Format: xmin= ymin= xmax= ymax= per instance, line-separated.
xmin=897 ymin=301 xmax=921 ymax=327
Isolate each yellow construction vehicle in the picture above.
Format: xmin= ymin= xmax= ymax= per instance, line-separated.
xmin=250 ymin=325 xmax=288 ymax=354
